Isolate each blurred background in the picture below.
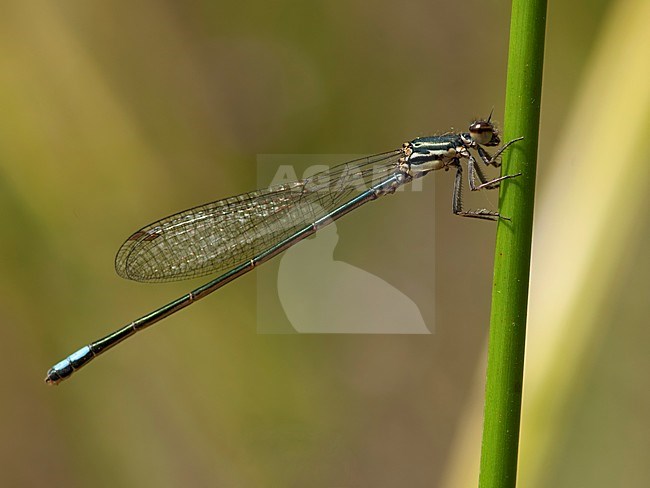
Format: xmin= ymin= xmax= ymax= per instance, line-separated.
xmin=1 ymin=0 xmax=648 ymax=486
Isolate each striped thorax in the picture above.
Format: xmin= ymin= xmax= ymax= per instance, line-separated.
xmin=401 ymin=118 xmax=502 ymax=178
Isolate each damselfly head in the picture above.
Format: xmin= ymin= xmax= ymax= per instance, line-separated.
xmin=469 ymin=119 xmax=500 ymax=147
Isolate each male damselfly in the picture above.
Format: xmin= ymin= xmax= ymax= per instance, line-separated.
xmin=45 ymin=118 xmax=522 ymax=384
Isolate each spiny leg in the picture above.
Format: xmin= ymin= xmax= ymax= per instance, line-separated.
xmin=478 ymin=136 xmax=524 ymax=167
xmin=468 ymin=154 xmax=490 ymax=187
xmin=467 ymin=154 xmax=521 ymax=191
xmin=452 ymin=163 xmax=502 ymax=221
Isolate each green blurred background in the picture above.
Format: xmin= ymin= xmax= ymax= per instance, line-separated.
xmin=1 ymin=0 xmax=649 ymax=486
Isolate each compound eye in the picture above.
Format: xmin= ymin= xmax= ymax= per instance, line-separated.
xmin=469 ymin=121 xmax=496 ymax=145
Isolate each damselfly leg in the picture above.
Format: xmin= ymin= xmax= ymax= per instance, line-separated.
xmin=453 ymin=136 xmax=523 ymax=220
xmin=477 ymin=136 xmax=524 ymax=167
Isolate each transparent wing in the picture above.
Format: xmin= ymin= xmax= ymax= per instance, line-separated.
xmin=115 ymin=150 xmax=404 ymax=282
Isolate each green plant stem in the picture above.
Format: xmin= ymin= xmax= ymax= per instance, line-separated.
xmin=478 ymin=0 xmax=547 ymax=486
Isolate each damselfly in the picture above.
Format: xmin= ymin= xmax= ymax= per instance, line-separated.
xmin=45 ymin=118 xmax=522 ymax=384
